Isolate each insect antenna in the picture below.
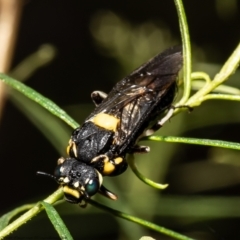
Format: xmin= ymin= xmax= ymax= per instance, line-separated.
xmin=36 ymin=171 xmax=58 ymax=182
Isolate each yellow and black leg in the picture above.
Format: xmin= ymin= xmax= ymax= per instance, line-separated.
xmin=91 ymin=154 xmax=128 ymax=176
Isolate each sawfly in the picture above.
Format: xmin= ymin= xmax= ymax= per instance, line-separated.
xmin=37 ymin=45 xmax=183 ymax=205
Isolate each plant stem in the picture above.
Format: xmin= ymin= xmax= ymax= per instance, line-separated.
xmin=174 ymin=0 xmax=192 ymax=105
xmin=0 ymin=189 xmax=63 ymax=239
xmin=186 ymin=43 xmax=240 ymax=107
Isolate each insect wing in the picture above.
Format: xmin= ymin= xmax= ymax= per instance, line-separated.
xmin=87 ymin=46 xmax=183 ymax=151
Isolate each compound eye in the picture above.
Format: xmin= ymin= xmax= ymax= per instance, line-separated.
xmin=54 ymin=165 xmax=63 ymax=178
xmin=85 ymin=178 xmax=99 ymax=196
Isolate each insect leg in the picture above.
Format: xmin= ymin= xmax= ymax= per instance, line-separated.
xmin=143 ymin=105 xmax=192 ymax=137
xmin=130 ymin=145 xmax=150 ymax=154
xmin=91 ymin=154 xmax=128 ymax=176
xmin=143 ymin=107 xmax=175 ymax=136
xmin=98 ymin=185 xmax=118 ymax=200
xmin=91 ymin=91 xmax=108 ymax=106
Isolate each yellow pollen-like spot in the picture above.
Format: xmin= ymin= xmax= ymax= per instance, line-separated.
xmin=92 ymin=113 xmax=119 ymax=131
xmin=114 ymin=157 xmax=123 ymax=164
xmin=63 ymin=186 xmax=80 ymax=199
xmin=103 ymin=161 xmax=115 ymax=175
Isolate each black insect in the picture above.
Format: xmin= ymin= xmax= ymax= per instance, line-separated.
xmin=37 ymin=46 xmax=183 ymax=205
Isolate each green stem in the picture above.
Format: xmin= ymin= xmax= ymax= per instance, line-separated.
xmin=191 ymin=81 xmax=240 ymax=95
xmin=191 ymin=72 xmax=211 ymax=84
xmin=186 ymin=43 xmax=240 ymax=107
xmin=10 ymin=44 xmax=57 ymax=81
xmin=146 ymin=135 xmax=240 ymax=150
xmin=201 ymin=93 xmax=240 ymax=102
xmin=0 ymin=189 xmax=64 ymax=239
xmin=127 ymin=154 xmax=168 ymax=189
xmin=0 ymin=73 xmax=79 ymax=129
xmin=88 ymin=199 xmax=195 ymax=240
xmin=174 ymin=0 xmax=192 ymax=105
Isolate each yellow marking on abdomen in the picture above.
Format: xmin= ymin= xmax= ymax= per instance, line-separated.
xmin=92 ymin=113 xmax=120 ymax=131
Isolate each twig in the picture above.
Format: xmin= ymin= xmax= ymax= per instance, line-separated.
xmin=0 ymin=0 xmax=24 ymax=119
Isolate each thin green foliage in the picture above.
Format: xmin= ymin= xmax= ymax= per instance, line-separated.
xmin=174 ymin=0 xmax=192 ymax=105
xmin=146 ymin=136 xmax=240 ymax=151
xmin=127 ymin=154 xmax=169 ymax=189
xmin=88 ymin=199 xmax=195 ymax=240
xmin=0 ymin=204 xmax=35 ymax=231
xmin=0 ymin=73 xmax=79 ymax=129
xmin=41 ymin=201 xmax=73 ymax=240
xmin=0 ymin=189 xmax=63 ymax=239
xmin=0 ymin=0 xmax=240 ymax=239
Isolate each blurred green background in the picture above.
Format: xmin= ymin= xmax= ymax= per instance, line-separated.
xmin=0 ymin=0 xmax=240 ymax=239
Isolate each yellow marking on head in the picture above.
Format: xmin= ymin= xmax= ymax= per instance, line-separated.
xmin=92 ymin=113 xmax=119 ymax=131
xmin=74 ymin=181 xmax=79 ymax=188
xmin=114 ymin=157 xmax=123 ymax=165
xmin=63 ymin=177 xmax=70 ymax=183
xmin=63 ymin=186 xmax=80 ymax=199
xmin=84 ymin=178 xmax=90 ymax=184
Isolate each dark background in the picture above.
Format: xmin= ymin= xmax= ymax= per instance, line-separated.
xmin=0 ymin=0 xmax=240 ymax=239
